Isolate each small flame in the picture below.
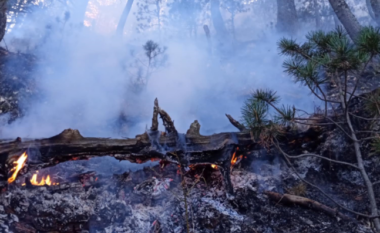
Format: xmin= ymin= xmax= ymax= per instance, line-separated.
xmin=211 ymin=164 xmax=218 ymax=169
xmin=8 ymin=152 xmax=28 ymax=183
xmin=29 ymin=172 xmax=58 ymax=186
xmin=231 ymin=152 xmax=243 ymax=167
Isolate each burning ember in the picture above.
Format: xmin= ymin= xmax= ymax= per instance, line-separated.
xmin=8 ymin=152 xmax=28 ymax=183
xmin=211 ymin=164 xmax=218 ymax=169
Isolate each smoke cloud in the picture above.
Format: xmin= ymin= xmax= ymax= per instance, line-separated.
xmin=0 ymin=0 xmax=329 ymax=139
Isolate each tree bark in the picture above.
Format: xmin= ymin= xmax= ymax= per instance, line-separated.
xmin=328 ymin=0 xmax=361 ymax=41
xmin=0 ymin=0 xmax=7 ymax=42
xmin=276 ymin=0 xmax=298 ymax=35
xmin=370 ymin=0 xmax=380 ymax=26
xmin=116 ymin=0 xmax=134 ymax=35
xmin=210 ymin=0 xmax=227 ymax=37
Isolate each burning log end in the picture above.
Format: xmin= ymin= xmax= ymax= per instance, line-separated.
xmin=48 ymin=129 xmax=84 ymax=142
xmin=225 ymin=114 xmax=246 ymax=132
xmin=186 ymin=120 xmax=201 ymax=137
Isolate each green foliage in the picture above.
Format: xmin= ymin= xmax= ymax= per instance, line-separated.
xmin=356 ymin=26 xmax=380 ymax=55
xmin=241 ymin=96 xmax=269 ymax=131
xmin=252 ymin=89 xmax=280 ymax=105
xmin=242 ymin=26 xmax=380 ymax=145
xmin=241 ymin=89 xmax=295 ymax=141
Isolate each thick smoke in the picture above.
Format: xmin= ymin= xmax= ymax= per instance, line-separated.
xmin=0 ymin=0 xmax=342 ymax=139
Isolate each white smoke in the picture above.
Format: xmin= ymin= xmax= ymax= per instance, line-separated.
xmin=0 ymin=0 xmax=325 ymax=139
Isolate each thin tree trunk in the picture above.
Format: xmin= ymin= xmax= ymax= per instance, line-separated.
xmin=328 ymin=0 xmax=361 ymax=41
xmin=210 ymin=0 xmax=227 ymax=37
xmin=0 ymin=0 xmax=6 ymax=42
xmin=337 ymin=73 xmax=380 ymax=232
xmin=116 ymin=0 xmax=135 ymax=35
xmin=370 ymin=0 xmax=380 ymax=26
xmin=276 ymin=0 xmax=298 ymax=35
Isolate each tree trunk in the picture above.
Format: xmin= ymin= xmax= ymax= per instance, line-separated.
xmin=116 ymin=0 xmax=135 ymax=35
xmin=210 ymin=0 xmax=227 ymax=37
xmin=0 ymin=0 xmax=7 ymax=42
xmin=276 ymin=0 xmax=298 ymax=35
xmin=370 ymin=0 xmax=380 ymax=26
xmin=328 ymin=0 xmax=361 ymax=41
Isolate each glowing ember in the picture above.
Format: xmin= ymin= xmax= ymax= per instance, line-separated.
xmin=211 ymin=164 xmax=218 ymax=169
xmin=8 ymin=152 xmax=28 ymax=183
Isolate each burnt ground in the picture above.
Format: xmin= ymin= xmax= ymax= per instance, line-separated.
xmin=0 ymin=156 xmax=373 ymax=233
xmin=0 ymin=48 xmax=379 ymax=233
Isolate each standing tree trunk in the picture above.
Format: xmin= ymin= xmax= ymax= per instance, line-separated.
xmin=0 ymin=0 xmax=6 ymax=42
xmin=328 ymin=0 xmax=361 ymax=41
xmin=116 ymin=0 xmax=135 ymax=35
xmin=370 ymin=0 xmax=380 ymax=25
xmin=210 ymin=0 xmax=227 ymax=37
xmin=276 ymin=0 xmax=298 ymax=35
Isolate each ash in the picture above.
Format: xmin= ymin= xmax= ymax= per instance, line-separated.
xmin=0 ymin=155 xmax=372 ymax=233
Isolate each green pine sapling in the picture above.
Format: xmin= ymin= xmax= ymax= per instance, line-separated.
xmin=242 ymin=26 xmax=380 ymax=231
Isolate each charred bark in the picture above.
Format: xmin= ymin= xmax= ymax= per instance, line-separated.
xmin=329 ymin=0 xmax=362 ymax=41
xmin=116 ymin=0 xmax=135 ymax=35
xmin=276 ymin=0 xmax=298 ymax=35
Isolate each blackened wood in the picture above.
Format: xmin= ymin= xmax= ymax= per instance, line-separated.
xmin=225 ymin=114 xmax=246 ymax=132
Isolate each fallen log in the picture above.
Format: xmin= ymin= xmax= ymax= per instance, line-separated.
xmin=264 ymin=191 xmax=355 ymax=221
xmin=0 ymin=99 xmax=257 ymax=198
xmin=0 ymin=99 xmax=322 ymax=199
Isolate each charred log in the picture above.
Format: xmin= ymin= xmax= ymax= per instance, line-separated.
xmin=151 ymin=98 xmax=159 ymax=131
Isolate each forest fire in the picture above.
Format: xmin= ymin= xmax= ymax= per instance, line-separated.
xmin=7 ymin=152 xmax=28 ymax=183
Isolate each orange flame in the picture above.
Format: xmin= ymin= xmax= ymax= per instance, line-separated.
xmin=231 ymin=152 xmax=243 ymax=167
xmin=8 ymin=152 xmax=28 ymax=183
xmin=29 ymin=171 xmax=59 ymax=186
xmin=211 ymin=164 xmax=218 ymax=169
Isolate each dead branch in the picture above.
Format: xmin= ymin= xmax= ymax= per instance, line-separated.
xmin=264 ymin=191 xmax=354 ymax=221
xmin=225 ymin=114 xmax=246 ymax=132
xmin=158 ymin=107 xmax=177 ymax=135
